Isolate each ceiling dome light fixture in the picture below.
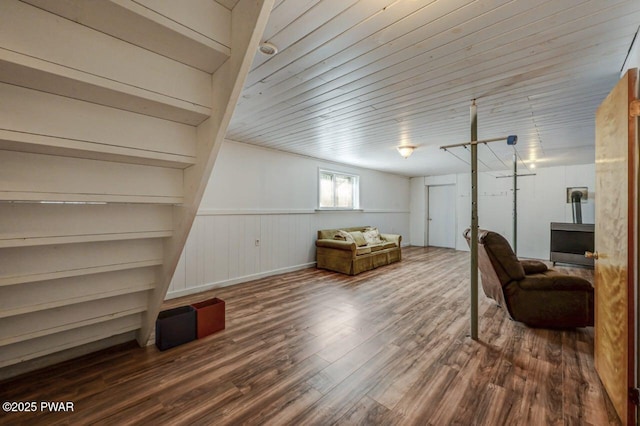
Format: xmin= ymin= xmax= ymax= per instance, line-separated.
xmin=396 ymin=145 xmax=417 ymax=159
xmin=258 ymin=42 xmax=278 ymax=56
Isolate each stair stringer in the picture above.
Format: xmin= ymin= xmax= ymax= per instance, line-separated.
xmin=138 ymin=0 xmax=276 ymax=345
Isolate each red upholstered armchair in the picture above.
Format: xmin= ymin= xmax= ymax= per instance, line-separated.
xmin=464 ymin=228 xmax=594 ymax=328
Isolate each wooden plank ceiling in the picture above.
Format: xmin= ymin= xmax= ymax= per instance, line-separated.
xmin=227 ymin=0 xmax=640 ymax=177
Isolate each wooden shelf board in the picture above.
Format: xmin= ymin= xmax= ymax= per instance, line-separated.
xmin=0 ymin=316 xmax=141 ymax=368
xmin=0 ymin=130 xmax=196 ymax=168
xmin=0 ymin=284 xmax=155 ymax=319
xmin=0 ymin=192 xmax=183 ymax=205
xmin=0 ymin=260 xmax=163 ymax=287
xmin=22 ymin=0 xmax=230 ymax=73
xmin=0 ymin=230 xmax=172 ymax=249
xmin=0 ymin=306 xmax=146 ymax=347
xmin=0 ymin=49 xmax=211 ymax=125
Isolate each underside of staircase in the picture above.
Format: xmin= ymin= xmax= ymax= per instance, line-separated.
xmin=0 ymin=0 xmax=273 ymax=380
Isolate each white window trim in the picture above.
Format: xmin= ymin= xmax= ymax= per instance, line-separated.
xmin=318 ymin=169 xmax=360 ymax=210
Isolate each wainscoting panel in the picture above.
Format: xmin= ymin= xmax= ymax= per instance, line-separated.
xmin=167 ymin=210 xmax=410 ymax=299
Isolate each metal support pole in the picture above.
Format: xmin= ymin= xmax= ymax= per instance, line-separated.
xmin=513 ymin=151 xmax=517 ymax=255
xmin=470 ymin=100 xmax=479 ymax=340
xmin=438 ymin=112 xmax=519 ymax=341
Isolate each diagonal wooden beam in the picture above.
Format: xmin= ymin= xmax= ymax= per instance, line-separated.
xmin=138 ymin=0 xmax=275 ymax=345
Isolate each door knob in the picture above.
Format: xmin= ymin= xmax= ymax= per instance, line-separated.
xmin=585 ymin=251 xmax=599 ymax=260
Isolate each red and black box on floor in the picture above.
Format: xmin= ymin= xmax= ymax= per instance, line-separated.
xmin=155 ymin=298 xmax=225 ymax=351
xmin=155 ymin=305 xmax=197 ymax=351
xmin=191 ymin=297 xmax=225 ymax=339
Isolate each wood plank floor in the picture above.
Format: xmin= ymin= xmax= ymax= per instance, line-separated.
xmin=0 ymin=247 xmax=621 ymax=425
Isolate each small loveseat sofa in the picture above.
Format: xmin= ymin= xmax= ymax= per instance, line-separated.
xmin=316 ymin=226 xmax=402 ymax=275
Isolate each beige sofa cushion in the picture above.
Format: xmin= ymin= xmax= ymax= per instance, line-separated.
xmin=349 ymin=231 xmax=368 ymax=247
xmin=363 ymin=227 xmax=382 ymax=245
xmin=334 ymin=230 xmax=355 ymax=243
xmin=355 ymin=246 xmax=372 ymax=255
xmin=369 ymin=241 xmax=397 ymax=252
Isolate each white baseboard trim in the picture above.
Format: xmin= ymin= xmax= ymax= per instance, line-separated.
xmin=165 ymin=261 xmax=317 ymax=299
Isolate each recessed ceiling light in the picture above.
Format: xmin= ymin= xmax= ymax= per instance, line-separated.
xmin=258 ymin=42 xmax=278 ymax=56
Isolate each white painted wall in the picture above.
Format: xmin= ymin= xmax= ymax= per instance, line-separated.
xmin=410 ymin=163 xmax=595 ymax=260
xmin=409 ymin=177 xmax=426 ymax=246
xmin=167 ymin=140 xmax=411 ymax=298
xmin=621 ymin=30 xmax=640 ymax=76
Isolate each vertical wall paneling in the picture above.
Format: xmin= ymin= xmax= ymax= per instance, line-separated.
xmin=184 ymin=219 xmax=200 ymax=292
xmin=167 ymin=210 xmax=411 ymax=299
xmin=143 ymin=0 xmax=276 ymax=344
xmin=203 ymin=217 xmax=215 ymax=287
xmin=260 ymin=215 xmax=273 ymax=273
xmin=214 ymin=216 xmax=231 ymax=284
xmin=166 ymin=139 xmax=411 ymax=299
xmin=248 ymin=216 xmax=262 ymax=277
